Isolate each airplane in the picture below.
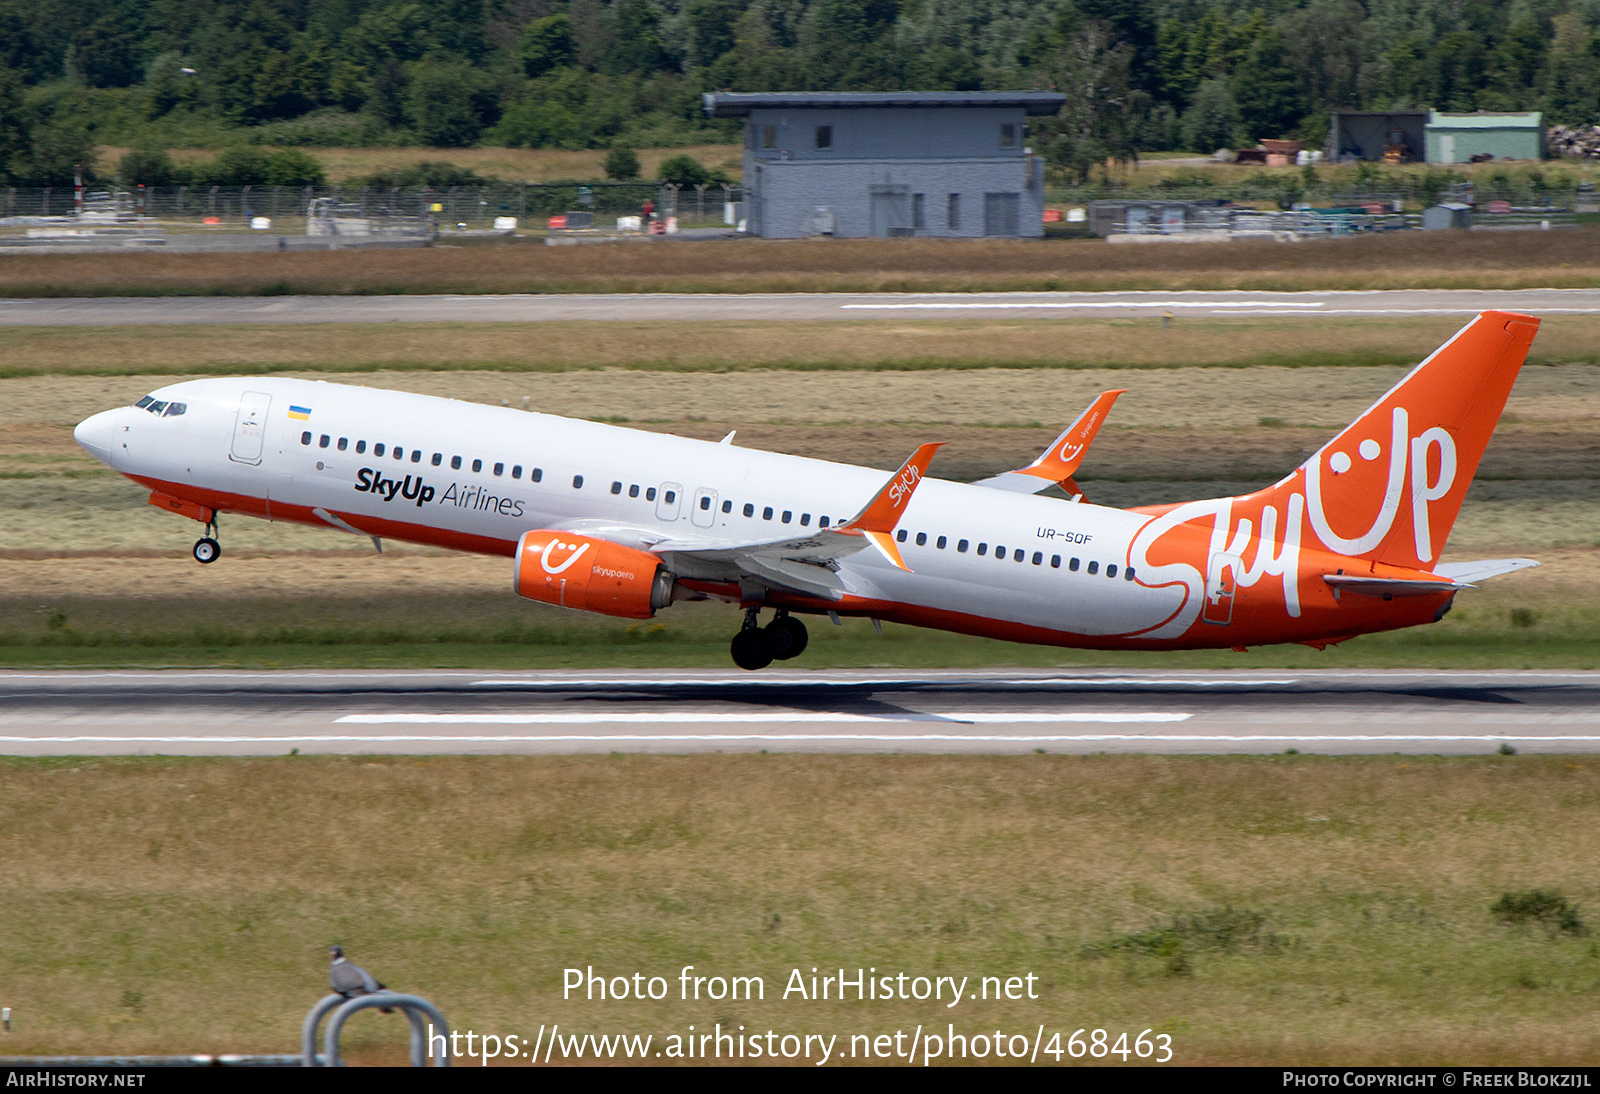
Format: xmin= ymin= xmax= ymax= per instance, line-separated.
xmin=71 ymin=310 xmax=1540 ymax=670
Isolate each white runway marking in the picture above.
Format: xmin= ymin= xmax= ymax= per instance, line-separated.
xmin=841 ymin=301 xmax=1326 ymax=310
xmin=2 ymin=735 xmax=1595 ymax=746
xmin=334 ymin=712 xmax=1194 ymax=725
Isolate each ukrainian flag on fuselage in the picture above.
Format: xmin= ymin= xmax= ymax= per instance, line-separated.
xmin=288 ymin=405 xmax=312 ymax=420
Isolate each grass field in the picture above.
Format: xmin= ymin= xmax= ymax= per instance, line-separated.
xmin=1 ymin=753 xmax=1597 ymax=1064
xmin=5 ymin=229 xmax=1600 ymax=297
xmin=9 ymin=315 xmax=1600 ymax=379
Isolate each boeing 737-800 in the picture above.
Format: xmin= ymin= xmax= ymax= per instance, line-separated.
xmin=72 ymin=310 xmax=1540 ymax=669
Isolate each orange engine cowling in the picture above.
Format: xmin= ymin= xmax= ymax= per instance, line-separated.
xmin=513 ymin=531 xmax=674 ymax=619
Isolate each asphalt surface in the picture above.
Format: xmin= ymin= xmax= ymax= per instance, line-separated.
xmin=3 ymin=288 xmax=1600 ymax=326
xmin=3 ymin=669 xmax=1597 ymax=756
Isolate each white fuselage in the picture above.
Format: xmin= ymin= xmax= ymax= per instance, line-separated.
xmin=75 ymin=377 xmax=1187 ymax=644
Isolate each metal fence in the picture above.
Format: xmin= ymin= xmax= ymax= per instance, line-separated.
xmin=0 ymin=183 xmax=747 ymax=229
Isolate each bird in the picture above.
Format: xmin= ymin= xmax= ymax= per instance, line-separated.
xmin=329 ymin=946 xmax=393 ymax=1011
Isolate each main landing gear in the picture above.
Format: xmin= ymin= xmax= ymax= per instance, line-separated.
xmin=730 ymin=609 xmax=810 ymax=671
xmin=192 ymin=519 xmax=221 ymax=565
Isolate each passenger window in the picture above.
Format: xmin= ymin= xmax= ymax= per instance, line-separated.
xmin=573 ymin=475 xmax=584 ymax=489
xmin=472 ymin=459 xmax=482 ymax=473
xmin=1125 ymin=567 xmax=1136 ymax=581
xmin=819 ymin=516 xmax=830 ymax=528
xmin=612 ymin=481 xmax=623 ymax=495
xmin=977 ymin=543 xmax=987 ymax=556
xmin=337 ymin=438 xmax=348 ymax=451
xmin=1051 ymin=555 xmax=1061 ymax=569
xmin=319 ymin=434 xmax=330 ymax=448
xmin=355 ymin=441 xmax=366 ymax=454
xmin=393 ymin=447 xmax=404 ymax=459
xmin=1069 ymin=558 xmax=1080 ymax=571
xmin=957 ymin=539 xmax=968 ymax=552
xmin=432 ymin=453 xmax=442 ymax=466
xmin=512 ymin=465 xmax=522 ymax=479
xmin=301 ymin=431 xmax=312 ymax=445
xmin=492 ymin=462 xmax=503 ymax=476
xmin=995 ymin=545 xmax=1006 ymax=561
xmin=163 ymin=402 xmax=186 ymax=417
xmin=411 ymin=450 xmax=421 ymax=463
xmin=781 ymin=510 xmax=791 ymax=523
xmin=1107 ymin=564 xmax=1118 ymax=578
xmin=800 ymin=513 xmax=810 ymax=526
xmin=629 ymin=485 xmax=640 ymax=498
xmin=723 ymin=500 xmax=733 ymax=513
xmin=1088 ymin=561 xmax=1099 ymax=575
xmin=896 ymin=529 xmax=907 ymax=543
xmin=763 ymin=507 xmax=773 ymax=520
xmin=665 ymin=490 xmax=677 ymax=504
xmin=936 ymin=536 xmax=946 ymax=549
xmin=374 ymin=443 xmax=385 ymax=457
xmin=913 ymin=532 xmax=925 ymax=546
xmin=699 ymin=495 xmax=711 ymax=510
xmin=1014 ymin=549 xmax=1024 ymax=562
xmin=743 ymin=503 xmax=754 ymax=517
xmin=451 ymin=456 xmax=461 ymax=470
xmin=532 ymin=468 xmax=543 ymax=482
xmin=1032 ymin=552 xmax=1043 ymax=565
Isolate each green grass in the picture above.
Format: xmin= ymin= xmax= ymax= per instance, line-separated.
xmin=2 ymin=753 xmax=1598 ymax=1064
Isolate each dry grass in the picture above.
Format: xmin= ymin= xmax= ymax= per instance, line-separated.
xmin=10 ymin=315 xmax=1600 ymax=379
xmin=1 ymin=754 xmax=1598 ymax=1063
xmin=6 ymin=229 xmax=1600 ymax=297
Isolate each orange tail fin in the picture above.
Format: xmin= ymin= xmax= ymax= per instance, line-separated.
xmin=1293 ymin=310 xmax=1538 ymax=569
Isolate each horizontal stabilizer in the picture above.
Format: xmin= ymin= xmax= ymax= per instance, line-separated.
xmin=1433 ymin=558 xmax=1540 ymax=584
xmin=1323 ymin=574 xmax=1463 ymax=598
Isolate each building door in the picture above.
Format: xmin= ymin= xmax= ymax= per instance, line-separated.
xmin=984 ymin=192 xmax=1020 ymax=236
xmin=1439 ymin=134 xmax=1455 ymax=164
xmin=869 ymin=185 xmax=910 ymax=237
xmin=230 ymin=391 xmax=272 ymax=465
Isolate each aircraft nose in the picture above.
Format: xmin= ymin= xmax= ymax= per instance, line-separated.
xmin=74 ymin=409 xmax=119 ymax=467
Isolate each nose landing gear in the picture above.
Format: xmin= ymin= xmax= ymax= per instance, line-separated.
xmin=729 ymin=609 xmax=810 ymax=670
xmin=192 ymin=519 xmax=221 ymax=565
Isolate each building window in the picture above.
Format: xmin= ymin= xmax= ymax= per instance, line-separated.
xmin=762 ymin=125 xmax=777 ymax=149
xmin=1000 ymin=123 xmax=1016 ymax=148
xmin=815 ymin=125 xmax=832 ymax=150
xmin=948 ymin=193 xmax=960 ymax=230
xmin=913 ymin=193 xmax=925 ymax=230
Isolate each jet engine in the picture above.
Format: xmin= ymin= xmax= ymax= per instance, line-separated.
xmin=513 ymin=530 xmax=675 ymax=619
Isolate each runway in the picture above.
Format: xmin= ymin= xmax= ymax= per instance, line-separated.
xmin=3 ymin=669 xmax=1598 ymax=756
xmin=3 ymin=288 xmax=1600 ymax=326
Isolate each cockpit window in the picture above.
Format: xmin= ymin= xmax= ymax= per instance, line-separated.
xmin=148 ymin=401 xmax=168 ymax=415
xmin=162 ymin=402 xmax=186 ymax=417
xmin=135 ymin=396 xmax=154 ymax=409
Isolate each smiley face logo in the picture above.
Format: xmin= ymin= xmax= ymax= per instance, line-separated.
xmin=540 ymin=538 xmax=591 ymax=574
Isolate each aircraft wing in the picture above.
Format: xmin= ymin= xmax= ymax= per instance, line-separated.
xmin=1433 ymin=558 xmax=1540 ymax=584
xmin=649 ymin=443 xmax=945 ymax=600
xmin=970 ymin=389 xmax=1125 ymax=501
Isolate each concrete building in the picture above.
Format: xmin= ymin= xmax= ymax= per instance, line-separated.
xmin=1327 ymin=110 xmax=1429 ymax=162
xmin=1425 ymin=111 xmax=1543 ymax=163
xmin=701 ymin=91 xmax=1065 ymax=239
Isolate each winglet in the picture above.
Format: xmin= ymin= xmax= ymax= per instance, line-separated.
xmin=1016 ymin=389 xmax=1126 ymax=483
xmin=838 ymin=442 xmax=944 ymax=571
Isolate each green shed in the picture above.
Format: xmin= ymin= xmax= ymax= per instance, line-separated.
xmin=1425 ymin=111 xmax=1543 ymax=163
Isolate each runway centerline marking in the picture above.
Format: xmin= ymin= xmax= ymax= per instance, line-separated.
xmin=841 ymin=301 xmax=1327 ymax=310
xmin=333 ymin=712 xmax=1194 ymax=725
xmin=4 ymin=734 xmax=1597 ymax=746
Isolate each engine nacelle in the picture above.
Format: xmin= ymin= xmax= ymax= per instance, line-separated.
xmin=513 ymin=530 xmax=674 ymax=619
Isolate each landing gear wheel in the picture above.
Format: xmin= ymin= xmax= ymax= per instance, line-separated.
xmin=765 ymin=614 xmax=809 ymax=660
xmin=730 ymin=626 xmax=774 ymax=671
xmin=193 ymin=537 xmax=221 ymax=564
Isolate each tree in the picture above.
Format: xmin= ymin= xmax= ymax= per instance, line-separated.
xmin=1233 ymin=29 xmax=1302 ymax=141
xmin=521 ymin=15 xmax=578 ymax=79
xmin=0 ymin=64 xmax=29 ymax=184
xmin=604 ymin=146 xmax=640 ymax=179
xmin=656 ymin=153 xmax=710 ymax=186
xmin=1182 ymin=77 xmax=1240 ymax=153
xmin=120 ymin=149 xmax=181 ymax=186
xmin=405 ymin=62 xmax=482 ymax=147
